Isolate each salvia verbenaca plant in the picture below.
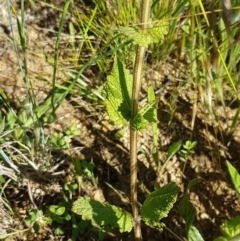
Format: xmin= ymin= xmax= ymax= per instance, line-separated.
xmin=72 ymin=1 xmax=179 ymax=240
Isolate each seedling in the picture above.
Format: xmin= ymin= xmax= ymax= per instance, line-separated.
xmin=179 ymin=178 xmax=204 ymax=241
xmin=213 ymin=162 xmax=240 ymax=241
xmin=180 ymin=140 xmax=197 ymax=162
xmin=50 ymin=124 xmax=80 ymax=149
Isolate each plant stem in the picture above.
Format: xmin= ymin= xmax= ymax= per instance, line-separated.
xmin=130 ymin=0 xmax=151 ymax=240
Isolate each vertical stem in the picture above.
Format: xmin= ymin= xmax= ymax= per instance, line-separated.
xmin=130 ymin=0 xmax=151 ymax=240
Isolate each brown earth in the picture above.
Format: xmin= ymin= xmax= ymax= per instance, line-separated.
xmin=0 ymin=1 xmax=240 ymax=241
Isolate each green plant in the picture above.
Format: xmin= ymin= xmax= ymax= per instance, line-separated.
xmin=226 ymin=161 xmax=240 ymax=197
xmin=180 ymin=140 xmax=197 ymax=161
xmin=179 ymin=178 xmax=204 ymax=241
xmin=213 ymin=216 xmax=240 ymax=241
xmin=50 ymin=123 xmax=80 ymax=149
xmin=72 ymin=182 xmax=179 ymax=238
xmin=71 ymin=1 xmax=182 ymax=240
xmin=180 ymin=140 xmax=197 ymax=173
xmin=25 ymin=183 xmax=84 ymax=240
xmin=212 ymin=161 xmax=240 ymax=241
xmin=24 ymin=209 xmax=45 ymax=233
xmin=157 ymin=141 xmax=182 ymax=183
xmin=2 ymin=0 xmax=240 ymax=239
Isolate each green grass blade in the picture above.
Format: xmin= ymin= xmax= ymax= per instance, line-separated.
xmin=51 ymin=0 xmax=72 ymax=113
xmin=148 ymin=84 xmax=159 ymax=165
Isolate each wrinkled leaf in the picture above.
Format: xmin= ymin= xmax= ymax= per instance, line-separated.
xmin=221 ymin=216 xmax=240 ymax=239
xmin=132 ymin=114 xmax=147 ymax=132
xmin=132 ymin=101 xmax=158 ymax=132
xmin=120 ymin=18 xmax=169 ymax=47
xmin=105 ymin=58 xmax=132 ymax=127
xmin=141 ymin=182 xmax=179 ymax=228
xmin=72 ymin=197 xmax=133 ymax=233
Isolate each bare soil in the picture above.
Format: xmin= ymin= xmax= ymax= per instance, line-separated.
xmin=0 ymin=1 xmax=240 ymax=241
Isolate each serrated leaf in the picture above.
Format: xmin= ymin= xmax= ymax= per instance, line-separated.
xmin=120 ymin=18 xmax=169 ymax=47
xmin=140 ymin=101 xmax=158 ymax=122
xmin=105 ymin=58 xmax=132 ymax=127
xmin=72 ymin=197 xmax=133 ymax=233
xmin=221 ymin=216 xmax=240 ymax=239
xmin=132 ymin=101 xmax=158 ymax=132
xmin=226 ymin=161 xmax=240 ymax=197
xmin=132 ymin=114 xmax=148 ymax=132
xmin=148 ymin=19 xmax=169 ymax=43
xmin=141 ymin=182 xmax=179 ymax=228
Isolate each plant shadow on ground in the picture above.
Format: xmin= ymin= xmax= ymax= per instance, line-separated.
xmin=1 ymin=0 xmax=240 ymax=240
xmin=34 ymin=88 xmax=239 ymax=241
xmin=1 ymin=60 xmax=240 ymax=241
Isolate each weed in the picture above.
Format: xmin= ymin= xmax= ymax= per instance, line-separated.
xmin=1 ymin=0 xmax=240 ymax=240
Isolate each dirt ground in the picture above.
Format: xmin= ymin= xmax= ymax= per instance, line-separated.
xmin=0 ymin=1 xmax=240 ymax=241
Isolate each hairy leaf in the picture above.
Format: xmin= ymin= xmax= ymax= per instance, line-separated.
xmin=72 ymin=197 xmax=133 ymax=233
xmin=105 ymin=58 xmax=132 ymax=127
xmin=132 ymin=101 xmax=158 ymax=132
xmin=141 ymin=182 xmax=179 ymax=228
xmin=221 ymin=216 xmax=240 ymax=239
xmin=120 ymin=18 xmax=169 ymax=47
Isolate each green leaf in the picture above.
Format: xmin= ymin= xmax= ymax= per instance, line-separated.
xmin=132 ymin=101 xmax=158 ymax=132
xmin=187 ymin=178 xmax=202 ymax=194
xmin=82 ymin=160 xmax=95 ymax=177
xmin=166 ymin=141 xmax=182 ymax=162
xmin=49 ymin=205 xmax=57 ymax=213
xmin=179 ymin=195 xmax=195 ymax=230
xmin=0 ymin=116 xmax=5 ymax=134
xmin=132 ymin=114 xmax=147 ymax=132
xmin=105 ymin=57 xmax=132 ymax=127
xmin=55 ymin=206 xmax=65 ymax=216
xmin=226 ymin=161 xmax=240 ymax=197
xmin=72 ymin=197 xmax=133 ymax=233
xmin=54 ymin=227 xmax=65 ymax=235
xmin=120 ymin=18 xmax=169 ymax=47
xmin=213 ymin=237 xmax=227 ymax=241
xmin=148 ymin=84 xmax=159 ymax=164
xmin=188 ymin=225 xmax=204 ymax=241
xmin=179 ymin=178 xmax=202 ymax=235
xmin=141 ymin=182 xmax=179 ymax=228
xmin=24 ymin=209 xmax=43 ymax=227
xmin=220 ymin=216 xmax=240 ymax=239
xmin=140 ymin=101 xmax=158 ymax=123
